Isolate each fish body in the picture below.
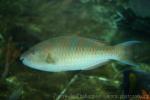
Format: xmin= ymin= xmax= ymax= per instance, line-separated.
xmin=20 ymin=36 xmax=139 ymax=72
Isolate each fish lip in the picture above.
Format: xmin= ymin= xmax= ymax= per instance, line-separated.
xmin=20 ymin=53 xmax=26 ymax=61
xmin=20 ymin=55 xmax=24 ymax=61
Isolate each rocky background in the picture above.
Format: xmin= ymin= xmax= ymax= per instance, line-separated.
xmin=0 ymin=0 xmax=150 ymax=99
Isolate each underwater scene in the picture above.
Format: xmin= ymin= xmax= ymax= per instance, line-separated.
xmin=0 ymin=0 xmax=150 ymax=100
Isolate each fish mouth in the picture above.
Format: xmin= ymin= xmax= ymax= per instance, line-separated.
xmin=20 ymin=55 xmax=24 ymax=61
xmin=20 ymin=55 xmax=30 ymax=67
xmin=20 ymin=57 xmax=24 ymax=61
xmin=20 ymin=52 xmax=26 ymax=61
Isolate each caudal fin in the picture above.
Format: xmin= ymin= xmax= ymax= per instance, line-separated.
xmin=115 ymin=41 xmax=141 ymax=67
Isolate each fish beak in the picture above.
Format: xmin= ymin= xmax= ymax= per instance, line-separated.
xmin=20 ymin=56 xmax=24 ymax=61
xmin=20 ymin=54 xmax=28 ymax=66
xmin=20 ymin=53 xmax=26 ymax=61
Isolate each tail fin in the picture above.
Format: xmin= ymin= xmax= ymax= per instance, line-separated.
xmin=115 ymin=41 xmax=141 ymax=67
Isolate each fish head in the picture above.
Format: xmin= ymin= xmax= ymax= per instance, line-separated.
xmin=20 ymin=47 xmax=43 ymax=63
xmin=20 ymin=46 xmax=55 ymax=70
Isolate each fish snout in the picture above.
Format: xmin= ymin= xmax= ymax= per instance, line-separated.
xmin=20 ymin=51 xmax=29 ymax=61
xmin=20 ymin=53 xmax=24 ymax=60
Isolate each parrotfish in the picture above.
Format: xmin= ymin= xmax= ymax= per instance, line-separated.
xmin=20 ymin=36 xmax=140 ymax=72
